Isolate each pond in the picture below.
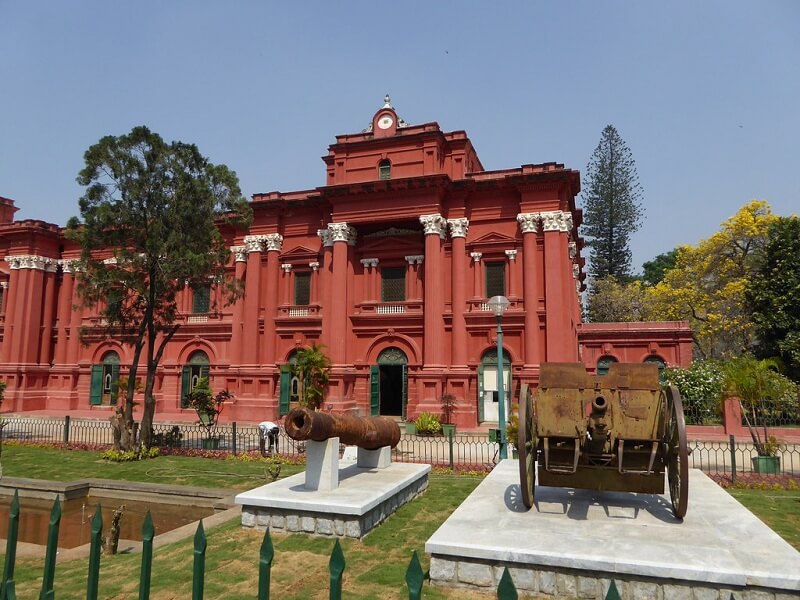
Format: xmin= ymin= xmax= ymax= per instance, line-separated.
xmin=0 ymin=495 xmax=215 ymax=549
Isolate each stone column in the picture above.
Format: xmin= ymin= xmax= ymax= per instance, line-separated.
xmin=360 ymin=259 xmax=378 ymax=302
xmin=517 ymin=213 xmax=542 ymax=368
xmin=327 ymin=223 xmax=356 ymax=365
xmin=505 ymin=249 xmax=518 ymax=299
xmin=242 ymin=235 xmax=264 ymax=364
xmin=38 ymin=260 xmax=58 ymax=365
xmin=405 ymin=255 xmax=423 ymax=301
xmin=229 ymin=246 xmax=247 ymax=364
xmin=262 ymin=233 xmax=283 ymax=365
xmin=470 ymin=252 xmax=482 ymax=299
xmin=540 ymin=210 xmax=575 ymax=362
xmin=317 ymin=229 xmax=333 ymax=348
xmin=281 ymin=264 xmax=293 ymax=305
xmin=1 ymin=257 xmax=22 ymax=363
xmin=66 ymin=263 xmax=83 ymax=365
xmin=447 ymin=218 xmax=469 ymax=367
xmin=309 ymin=261 xmax=320 ymax=304
xmin=420 ymin=214 xmax=447 ymax=368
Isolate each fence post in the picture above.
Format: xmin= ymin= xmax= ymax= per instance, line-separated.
xmin=448 ymin=429 xmax=454 ymax=470
xmin=405 ymin=551 xmax=423 ymax=600
xmin=329 ymin=539 xmax=345 ymax=600
xmin=39 ymin=498 xmax=62 ymax=600
xmin=258 ymin=528 xmax=273 ymax=600
xmin=0 ymin=490 xmax=20 ymax=600
xmin=192 ymin=520 xmax=207 ymax=600
xmin=86 ymin=505 xmax=103 ymax=600
xmin=63 ymin=415 xmax=71 ymax=445
xmin=497 ymin=566 xmax=517 ymax=600
xmin=605 ymin=580 xmax=621 ymax=600
xmin=139 ymin=512 xmax=154 ymax=600
xmin=730 ymin=435 xmax=737 ymax=484
xmin=232 ymin=422 xmax=238 ymax=455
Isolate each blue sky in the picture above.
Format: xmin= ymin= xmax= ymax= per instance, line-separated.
xmin=1 ymin=1 xmax=798 ymax=271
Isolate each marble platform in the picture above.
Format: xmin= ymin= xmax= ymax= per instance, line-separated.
xmin=235 ymin=461 xmax=430 ymax=539
xmin=426 ymin=460 xmax=800 ymax=599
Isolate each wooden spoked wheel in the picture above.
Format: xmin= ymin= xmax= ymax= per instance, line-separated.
xmin=665 ymin=385 xmax=689 ymax=519
xmin=517 ymin=390 xmax=537 ymax=509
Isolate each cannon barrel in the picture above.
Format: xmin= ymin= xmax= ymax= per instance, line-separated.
xmin=283 ymin=408 xmax=401 ymax=450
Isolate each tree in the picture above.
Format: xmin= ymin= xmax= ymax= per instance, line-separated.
xmin=294 ymin=343 xmax=331 ymax=410
xmin=581 ymin=125 xmax=644 ymax=281
xmin=747 ymin=216 xmax=800 ymax=381
xmin=584 ymin=276 xmax=653 ymax=322
xmin=646 ymin=201 xmax=776 ymax=359
xmin=641 ymin=249 xmax=677 ymax=286
xmin=67 ymin=126 xmax=252 ymax=450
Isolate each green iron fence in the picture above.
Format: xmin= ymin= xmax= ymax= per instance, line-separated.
xmin=0 ymin=491 xmax=642 ymax=600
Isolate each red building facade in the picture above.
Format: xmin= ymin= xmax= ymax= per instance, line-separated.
xmin=0 ymin=99 xmax=692 ymax=425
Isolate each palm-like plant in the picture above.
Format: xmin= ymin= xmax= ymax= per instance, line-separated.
xmin=294 ymin=343 xmax=331 ymax=410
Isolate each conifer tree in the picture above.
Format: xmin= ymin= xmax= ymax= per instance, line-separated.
xmin=581 ymin=125 xmax=644 ymax=280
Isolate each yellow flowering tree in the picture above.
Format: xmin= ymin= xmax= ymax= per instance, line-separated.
xmin=647 ymin=201 xmax=777 ymax=359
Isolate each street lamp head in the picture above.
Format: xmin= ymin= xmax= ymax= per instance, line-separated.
xmin=488 ymin=295 xmax=510 ymax=317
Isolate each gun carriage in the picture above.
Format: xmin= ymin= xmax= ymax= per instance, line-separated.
xmin=517 ymin=362 xmax=689 ymax=518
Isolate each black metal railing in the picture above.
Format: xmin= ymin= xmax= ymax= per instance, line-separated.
xmin=2 ymin=416 xmax=799 ymax=476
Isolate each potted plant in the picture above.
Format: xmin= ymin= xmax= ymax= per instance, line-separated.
xmin=440 ymin=393 xmax=457 ymax=436
xmin=414 ymin=412 xmax=442 ymax=435
xmin=187 ymin=377 xmax=234 ymax=449
xmin=404 ymin=418 xmax=417 ymax=435
xmin=723 ymin=356 xmax=797 ymax=474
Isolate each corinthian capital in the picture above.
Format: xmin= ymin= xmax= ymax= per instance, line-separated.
xmin=230 ymin=246 xmax=248 ymax=262
xmin=516 ymin=213 xmax=541 ymax=234
xmin=328 ymin=222 xmax=357 ymax=245
xmin=263 ymin=233 xmax=283 ymax=252
xmin=419 ymin=214 xmax=446 ymax=238
xmin=568 ymin=241 xmax=577 ymax=261
xmin=317 ymin=228 xmax=332 ymax=247
xmin=540 ymin=210 xmax=573 ymax=233
xmin=243 ymin=235 xmax=265 ymax=253
xmin=446 ymin=217 xmax=469 ymax=239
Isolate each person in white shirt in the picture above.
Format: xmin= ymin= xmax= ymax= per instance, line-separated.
xmin=258 ymin=420 xmax=280 ymax=455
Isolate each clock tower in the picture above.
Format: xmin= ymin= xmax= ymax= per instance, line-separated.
xmin=371 ymin=95 xmax=400 ymax=137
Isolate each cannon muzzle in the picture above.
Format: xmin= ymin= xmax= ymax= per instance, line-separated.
xmin=284 ymin=408 xmax=401 ymax=450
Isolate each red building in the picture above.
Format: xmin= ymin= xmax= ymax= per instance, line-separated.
xmin=0 ymin=98 xmax=692 ymax=425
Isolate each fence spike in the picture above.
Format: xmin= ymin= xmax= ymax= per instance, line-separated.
xmin=192 ymin=520 xmax=207 ymax=600
xmin=86 ymin=504 xmax=103 ymax=600
xmin=39 ymin=497 xmax=62 ymax=600
xmin=0 ymin=490 xmax=20 ymax=600
xmin=258 ymin=528 xmax=273 ymax=600
xmin=605 ymin=580 xmax=621 ymax=600
xmin=329 ymin=539 xmax=345 ymax=600
xmin=497 ymin=566 xmax=517 ymax=600
xmin=139 ymin=511 xmax=154 ymax=600
xmin=405 ymin=551 xmax=423 ymax=600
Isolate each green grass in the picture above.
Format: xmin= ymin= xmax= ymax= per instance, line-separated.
xmin=1 ymin=443 xmax=304 ymax=490
xmin=727 ymin=488 xmax=800 ymax=550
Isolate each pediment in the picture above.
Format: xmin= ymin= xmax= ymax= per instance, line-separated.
xmin=360 ymin=234 xmax=423 ymax=256
xmin=281 ymin=245 xmax=319 ymax=262
xmin=470 ymin=232 xmax=517 ymax=246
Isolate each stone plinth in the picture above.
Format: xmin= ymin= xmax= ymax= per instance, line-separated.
xmin=426 ymin=461 xmax=800 ymax=599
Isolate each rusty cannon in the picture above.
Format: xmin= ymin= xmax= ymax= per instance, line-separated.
xmin=517 ymin=362 xmax=689 ymax=518
xmin=283 ymin=407 xmax=401 ymax=450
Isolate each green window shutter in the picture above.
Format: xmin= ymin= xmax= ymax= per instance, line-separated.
xmin=485 ymin=262 xmax=506 ymax=298
xmin=381 ymin=267 xmax=406 ymax=302
xmin=110 ymin=364 xmax=120 ymax=405
xmin=200 ymin=365 xmax=210 ymax=380
xmin=279 ymin=365 xmax=291 ymax=415
xmin=89 ymin=365 xmax=103 ymax=406
xmin=192 ymin=285 xmax=211 ymax=314
xmin=181 ymin=365 xmax=191 ymax=408
xmin=401 ymin=365 xmax=408 ymax=420
xmin=294 ymin=272 xmax=311 ymax=306
xmin=370 ymin=365 xmax=380 ymax=416
xmin=477 ymin=364 xmax=485 ymax=422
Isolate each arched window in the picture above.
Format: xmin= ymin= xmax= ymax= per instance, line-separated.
xmin=378 ymin=159 xmax=391 ymax=180
xmin=597 ymin=355 xmax=618 ymax=376
xmin=644 ymin=355 xmax=667 ymax=382
xmin=182 ymin=351 xmax=210 ymax=407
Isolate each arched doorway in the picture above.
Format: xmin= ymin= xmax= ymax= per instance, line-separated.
xmin=597 ymin=355 xmax=618 ymax=376
xmin=279 ymin=351 xmax=300 ymax=416
xmin=90 ymin=351 xmax=120 ymax=406
xmin=181 ymin=351 xmax=210 ymax=408
xmin=644 ymin=355 xmax=667 ymax=382
xmin=371 ymin=347 xmax=408 ymax=418
xmin=478 ymin=349 xmax=511 ymax=423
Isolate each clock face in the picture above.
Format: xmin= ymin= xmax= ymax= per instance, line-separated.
xmin=377 ymin=114 xmax=394 ymax=130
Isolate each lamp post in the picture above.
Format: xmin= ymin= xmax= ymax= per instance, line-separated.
xmin=488 ymin=295 xmax=510 ymax=460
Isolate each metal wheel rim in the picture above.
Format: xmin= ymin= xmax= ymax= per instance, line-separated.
xmin=518 ymin=392 xmax=536 ymax=509
xmin=665 ymin=385 xmax=689 ymax=519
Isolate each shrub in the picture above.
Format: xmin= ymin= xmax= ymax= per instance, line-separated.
xmin=102 ymin=445 xmax=160 ymax=462
xmin=662 ymin=361 xmax=725 ymax=423
xmin=415 ymin=412 xmax=441 ymax=434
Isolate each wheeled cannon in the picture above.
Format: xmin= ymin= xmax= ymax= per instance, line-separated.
xmin=517 ymin=362 xmax=689 ymax=518
xmin=283 ymin=407 xmax=401 ymax=450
